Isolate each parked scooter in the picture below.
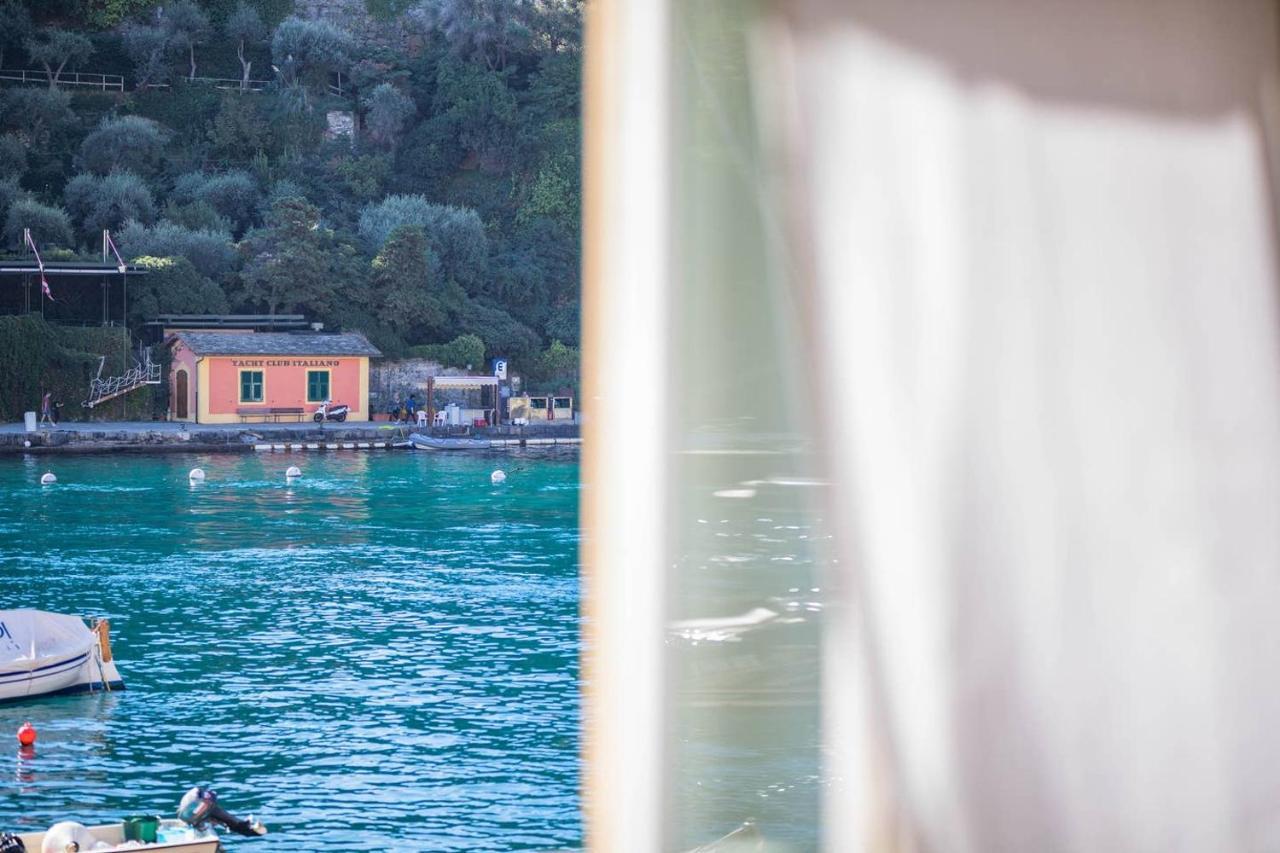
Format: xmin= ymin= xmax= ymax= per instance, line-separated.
xmin=312 ymin=400 xmax=350 ymax=422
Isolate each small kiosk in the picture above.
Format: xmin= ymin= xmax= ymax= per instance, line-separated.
xmin=167 ymin=331 xmax=381 ymax=423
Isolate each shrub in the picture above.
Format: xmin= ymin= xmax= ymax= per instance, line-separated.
xmin=128 ymin=256 xmax=229 ymax=323
xmin=117 ymin=220 xmax=237 ymax=281
xmin=363 ymin=82 xmax=415 ymax=148
xmin=79 ymin=115 xmax=169 ymax=176
xmin=408 ymin=333 xmax=485 ymax=370
xmin=0 ymin=134 xmax=26 ymax=181
xmin=4 ymin=199 xmax=73 ymax=250
xmin=357 ymin=194 xmax=488 ymax=291
xmin=64 ymin=171 xmax=156 ymax=237
xmin=195 ymin=171 xmax=259 ymax=236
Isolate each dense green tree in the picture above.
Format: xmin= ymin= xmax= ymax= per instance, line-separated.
xmin=64 ymin=171 xmax=156 ymax=239
xmin=0 ymin=179 xmax=24 ymax=229
xmin=410 ymin=333 xmax=485 ymax=369
xmin=370 ymin=224 xmax=448 ymax=337
xmin=24 ymin=30 xmax=95 ymax=88
xmin=160 ymin=199 xmax=231 ymax=233
xmin=79 ymin=115 xmax=168 ymax=176
xmin=0 ymin=1 xmax=32 ymax=72
xmin=270 ymin=17 xmax=353 ymax=108
xmin=208 ymin=94 xmax=269 ymax=163
xmin=128 ymin=256 xmax=229 ymax=324
xmin=529 ymin=339 xmax=579 ymax=389
xmin=358 ymin=194 xmax=488 ymax=292
xmin=363 ymin=83 xmax=415 ymax=149
xmin=162 ymin=0 xmax=212 ymax=81
xmin=458 ymin=298 xmax=540 ymax=362
xmin=415 ymin=0 xmax=532 ymax=71
xmin=4 ymin=198 xmax=73 ymax=250
xmin=181 ymin=171 xmax=259 ymax=236
xmin=239 ymin=196 xmax=335 ymax=316
xmin=226 ymin=3 xmax=267 ymax=92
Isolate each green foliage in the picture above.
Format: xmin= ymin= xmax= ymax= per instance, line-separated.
xmin=0 ymin=315 xmax=154 ymax=423
xmin=117 ymin=220 xmax=237 ymax=281
xmin=63 ymin=171 xmax=156 ymax=238
xmin=160 ymin=199 xmax=231 ymax=233
xmin=79 ymin=115 xmax=168 ymax=176
xmin=179 ymin=170 xmax=260 ymax=236
xmin=358 ymin=194 xmax=488 ymax=292
xmin=79 ymin=0 xmax=161 ymax=30
xmin=526 ymin=338 xmax=578 ymax=390
xmin=4 ymin=198 xmax=73 ymax=250
xmin=1 ymin=87 xmax=76 ymax=150
xmin=364 ymin=0 xmax=417 ymax=22
xmin=0 ymin=1 xmax=32 ymax=70
xmin=271 ymin=16 xmax=353 ymax=107
xmin=370 ymin=224 xmax=446 ymax=337
xmin=127 ymin=255 xmax=229 ymax=324
xmin=239 ymin=196 xmax=335 ymax=316
xmin=163 ymin=0 xmax=212 ymax=80
xmin=459 ymin=299 xmax=540 ymax=362
xmin=431 ymin=55 xmax=516 ymax=162
xmin=363 ymin=83 xmax=415 ymax=148
xmin=208 ymin=94 xmax=270 ymax=164
xmin=408 ymin=333 xmax=485 ymax=369
xmin=26 ymin=30 xmax=95 ymax=87
xmin=0 ymin=135 xmax=26 ymax=182
xmin=0 ymin=179 xmax=24 ymax=227
xmin=123 ymin=24 xmax=171 ymax=88
xmin=226 ymin=2 xmax=267 ymax=90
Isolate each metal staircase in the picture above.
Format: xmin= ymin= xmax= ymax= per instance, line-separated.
xmin=83 ymin=348 xmax=161 ymax=409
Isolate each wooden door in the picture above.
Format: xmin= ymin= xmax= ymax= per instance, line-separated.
xmin=175 ymin=369 xmax=188 ymax=419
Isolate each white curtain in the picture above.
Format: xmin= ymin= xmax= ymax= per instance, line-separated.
xmin=769 ymin=1 xmax=1280 ymax=849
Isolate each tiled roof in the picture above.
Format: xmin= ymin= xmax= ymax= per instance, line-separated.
xmin=171 ymin=331 xmax=382 ymax=357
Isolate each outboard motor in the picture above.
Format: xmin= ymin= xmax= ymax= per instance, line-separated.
xmin=177 ymin=787 xmax=267 ymax=837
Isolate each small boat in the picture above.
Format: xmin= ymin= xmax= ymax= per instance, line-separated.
xmin=0 ymin=609 xmax=124 ymax=703
xmin=408 ymin=432 xmax=493 ymax=451
xmin=14 ymin=819 xmax=218 ymax=852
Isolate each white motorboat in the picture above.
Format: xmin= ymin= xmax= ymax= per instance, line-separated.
xmin=0 ymin=609 xmax=124 ymax=703
xmin=14 ymin=819 xmax=218 ymax=852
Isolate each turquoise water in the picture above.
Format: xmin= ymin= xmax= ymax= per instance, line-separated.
xmin=0 ymin=450 xmax=581 ymax=851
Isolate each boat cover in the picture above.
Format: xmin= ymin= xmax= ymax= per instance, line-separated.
xmin=0 ymin=609 xmax=95 ymax=667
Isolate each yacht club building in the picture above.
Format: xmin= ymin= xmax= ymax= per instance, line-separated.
xmin=167 ymin=331 xmax=381 ymax=423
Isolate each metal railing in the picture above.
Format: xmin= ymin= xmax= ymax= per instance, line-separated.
xmin=83 ymin=350 xmax=161 ymax=409
xmin=149 ymin=75 xmax=271 ymax=92
xmin=0 ymin=69 xmax=124 ymax=91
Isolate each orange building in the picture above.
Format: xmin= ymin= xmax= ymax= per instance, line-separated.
xmin=167 ymin=331 xmax=381 ymax=424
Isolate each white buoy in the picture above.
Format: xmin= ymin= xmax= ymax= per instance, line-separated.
xmin=285 ymin=466 xmax=302 ymax=479
xmin=188 ymin=467 xmax=206 ymax=482
xmin=490 ymin=469 xmax=506 ymax=485
xmin=40 ymin=472 xmax=56 ymax=485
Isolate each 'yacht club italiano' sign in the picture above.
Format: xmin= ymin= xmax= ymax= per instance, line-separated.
xmin=167 ymin=331 xmax=382 ymax=424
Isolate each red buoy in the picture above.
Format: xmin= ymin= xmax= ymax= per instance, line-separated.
xmin=17 ymin=722 xmax=36 ymax=747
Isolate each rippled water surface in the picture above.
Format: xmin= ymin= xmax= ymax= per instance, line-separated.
xmin=0 ymin=450 xmax=581 ymax=851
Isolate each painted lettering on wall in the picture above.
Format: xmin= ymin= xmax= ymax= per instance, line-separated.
xmin=229 ymin=359 xmax=342 ymax=367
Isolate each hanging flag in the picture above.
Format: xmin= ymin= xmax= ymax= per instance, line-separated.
xmin=104 ymin=230 xmax=127 ymax=273
xmin=23 ymin=229 xmax=52 ymax=301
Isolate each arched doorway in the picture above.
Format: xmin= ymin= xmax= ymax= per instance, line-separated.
xmin=175 ymin=369 xmax=189 ymax=419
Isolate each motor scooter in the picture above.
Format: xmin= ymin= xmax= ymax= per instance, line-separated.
xmin=312 ymin=400 xmax=350 ymax=422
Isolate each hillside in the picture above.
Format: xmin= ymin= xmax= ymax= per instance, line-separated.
xmin=0 ymin=0 xmax=581 ymax=389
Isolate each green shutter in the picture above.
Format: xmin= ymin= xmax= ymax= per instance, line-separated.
xmin=307 ymin=371 xmax=329 ymax=402
xmin=240 ymin=371 xmax=263 ymax=402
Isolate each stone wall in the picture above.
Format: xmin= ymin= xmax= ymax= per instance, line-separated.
xmin=370 ymin=359 xmax=473 ymax=407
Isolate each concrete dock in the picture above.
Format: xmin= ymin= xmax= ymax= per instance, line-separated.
xmin=0 ymin=421 xmax=581 ymax=454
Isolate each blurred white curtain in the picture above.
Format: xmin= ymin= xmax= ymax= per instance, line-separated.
xmin=767 ymin=1 xmax=1280 ymax=849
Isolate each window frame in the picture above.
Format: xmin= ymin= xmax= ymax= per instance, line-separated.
xmin=305 ymin=369 xmax=332 ymax=404
xmin=238 ymin=369 xmax=265 ymax=404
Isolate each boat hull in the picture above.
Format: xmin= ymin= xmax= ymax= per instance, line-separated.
xmin=0 ymin=652 xmax=124 ymax=703
xmin=408 ymin=432 xmax=493 ymax=451
xmin=17 ymin=819 xmax=218 ymax=852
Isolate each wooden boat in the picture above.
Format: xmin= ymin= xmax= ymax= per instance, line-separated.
xmin=0 ymin=610 xmax=124 ymax=703
xmin=408 ymin=432 xmax=493 ymax=451
xmin=15 ymin=819 xmax=218 ymax=852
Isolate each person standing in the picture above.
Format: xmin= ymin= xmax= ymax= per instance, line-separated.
xmin=38 ymin=391 xmax=53 ymax=427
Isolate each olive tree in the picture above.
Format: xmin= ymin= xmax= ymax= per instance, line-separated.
xmin=24 ymin=30 xmax=94 ymax=88
xmin=363 ymin=83 xmax=415 ymax=148
xmin=162 ymin=0 xmax=211 ymax=81
xmin=226 ymin=3 xmax=266 ymax=92
xmin=78 ymin=115 xmax=169 ymax=176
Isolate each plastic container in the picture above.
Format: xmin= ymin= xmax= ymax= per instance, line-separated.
xmin=23 ymin=412 xmax=35 ymax=433
xmin=122 ymin=815 xmax=160 ymax=842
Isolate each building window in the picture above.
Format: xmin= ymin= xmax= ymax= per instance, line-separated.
xmin=306 ymin=370 xmax=331 ymax=403
xmin=239 ymin=370 xmax=264 ymax=403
